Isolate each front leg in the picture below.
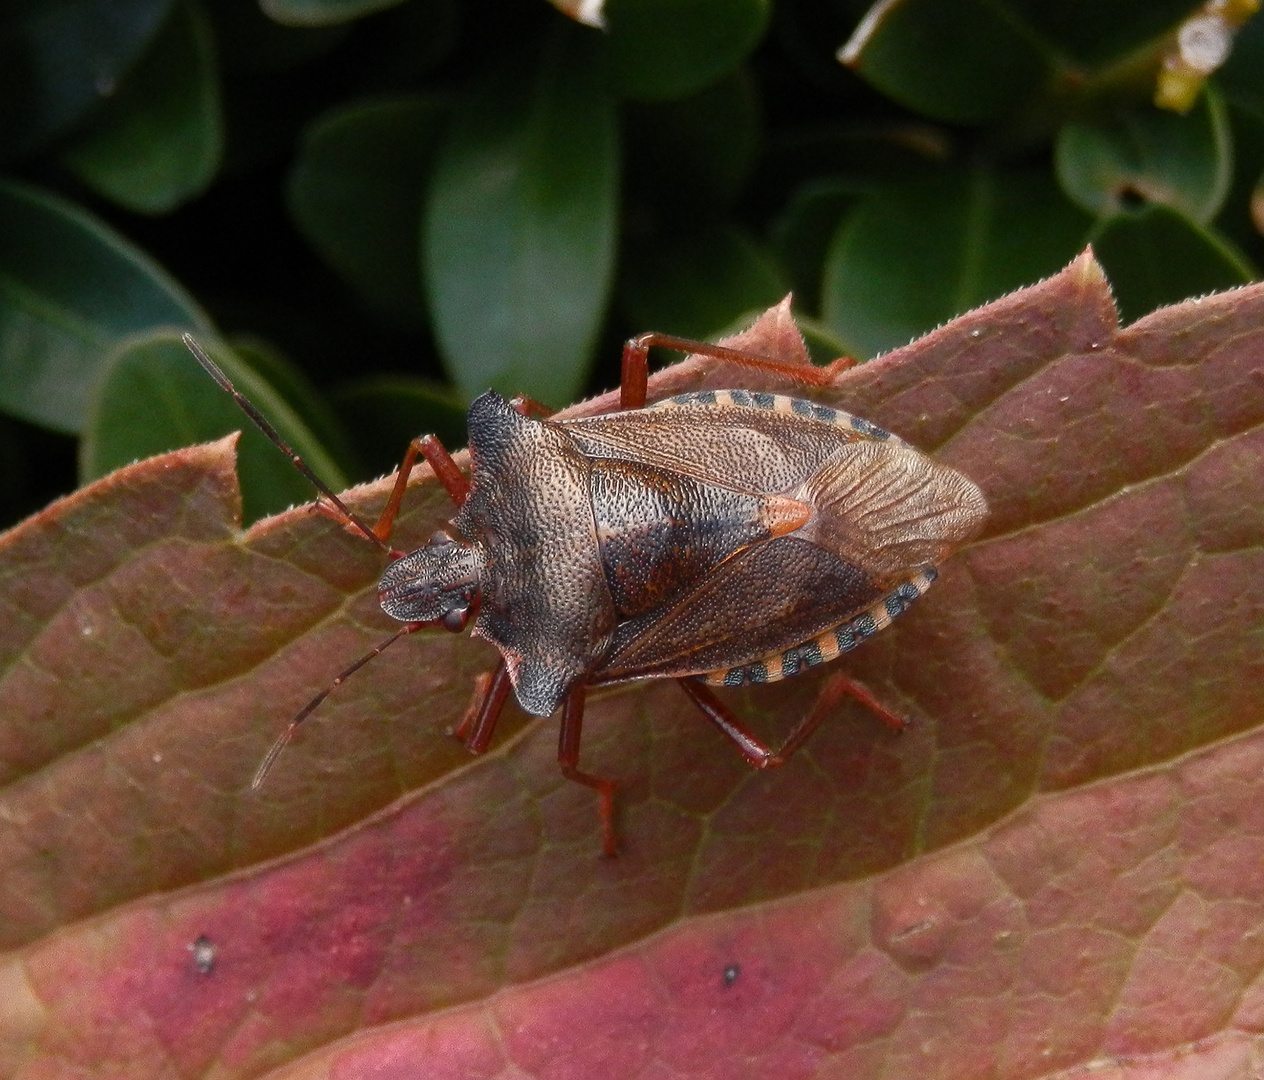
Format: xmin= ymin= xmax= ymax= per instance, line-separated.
xmin=557 ymin=685 xmax=618 ymax=856
xmin=311 ymin=432 xmax=469 ymax=555
xmin=453 ymin=662 xmax=513 ymax=753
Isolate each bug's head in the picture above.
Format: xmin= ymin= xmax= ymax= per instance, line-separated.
xmin=378 ymin=530 xmax=485 ymax=632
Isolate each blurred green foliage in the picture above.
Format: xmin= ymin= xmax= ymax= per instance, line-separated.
xmin=1 ymin=0 xmax=1261 ymax=527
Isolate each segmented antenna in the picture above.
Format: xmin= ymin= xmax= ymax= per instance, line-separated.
xmin=251 ymin=622 xmax=423 ymax=789
xmin=182 ymin=333 xmax=389 ymax=554
xmin=182 ymin=335 xmax=429 ymax=787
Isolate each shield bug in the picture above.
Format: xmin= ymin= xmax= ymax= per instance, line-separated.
xmin=184 ymin=313 xmax=987 ymax=856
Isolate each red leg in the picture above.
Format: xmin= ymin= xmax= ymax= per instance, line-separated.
xmin=509 ymin=394 xmax=553 ymax=419
xmin=312 ymin=433 xmax=469 ymax=553
xmin=557 ymin=684 xmax=618 ymax=856
xmin=453 ymin=662 xmax=513 ymax=753
xmin=620 ymin=337 xmax=651 ymax=410
xmin=376 ymin=435 xmax=469 ymax=543
xmin=677 ymin=671 xmax=904 ymax=770
xmin=620 ymin=332 xmax=856 ymax=411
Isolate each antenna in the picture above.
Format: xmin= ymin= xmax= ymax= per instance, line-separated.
xmin=182 ymin=333 xmax=390 ymax=554
xmin=251 ymin=624 xmax=423 ymax=788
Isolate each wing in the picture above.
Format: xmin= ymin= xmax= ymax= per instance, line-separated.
xmin=796 ymin=440 xmax=988 ymax=583
xmin=559 ymin=390 xmax=891 ymax=496
xmin=589 ymin=424 xmax=988 ymax=683
xmin=594 ymin=536 xmax=884 ymax=681
xmin=569 ymin=390 xmax=987 ymax=684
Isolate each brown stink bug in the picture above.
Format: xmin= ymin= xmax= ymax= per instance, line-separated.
xmin=184 ymin=312 xmax=987 ymax=856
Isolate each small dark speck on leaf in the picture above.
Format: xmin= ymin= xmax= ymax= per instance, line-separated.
xmin=722 ymin=963 xmax=740 ymax=988
xmin=188 ymin=935 xmax=216 ymax=975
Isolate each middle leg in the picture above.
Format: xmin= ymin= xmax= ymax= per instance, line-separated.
xmin=557 ymin=684 xmax=618 ymax=856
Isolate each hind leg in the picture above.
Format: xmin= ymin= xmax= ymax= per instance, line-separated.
xmin=618 ymin=332 xmax=855 ymax=410
xmin=677 ymin=672 xmax=904 ymax=769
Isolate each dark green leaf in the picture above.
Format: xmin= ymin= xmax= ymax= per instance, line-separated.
xmin=840 ymin=0 xmax=1202 ymax=124
xmin=1214 ymin=5 xmax=1264 ymax=113
xmin=821 ymin=169 xmax=1092 ymax=357
xmin=1216 ymin=102 xmax=1264 ymax=253
xmin=619 ymin=221 xmax=787 ymax=340
xmin=0 ymin=179 xmax=211 ymax=434
xmin=1091 ymin=203 xmax=1256 ymax=323
xmin=288 ymin=96 xmax=446 ymax=327
xmin=760 ymin=124 xmax=953 ymax=227
xmin=332 ymin=375 xmax=467 ymax=477
xmin=622 ymin=70 xmax=761 ymax=209
xmin=606 ymin=0 xmax=770 ymax=102
xmin=80 ymin=331 xmax=346 ymax=523
xmin=1002 ymin=0 xmax=1202 ymax=66
xmin=1254 ymin=170 xmax=1264 ymax=239
xmin=771 ymin=179 xmax=864 ymax=313
xmin=839 ymin=0 xmax=1054 ymax=124
xmin=793 ymin=313 xmax=853 ymax=365
xmin=228 ymin=335 xmax=361 ymax=480
xmin=1055 ymin=88 xmax=1231 ymax=223
xmin=423 ymin=25 xmax=618 ymax=406
xmin=260 ymin=0 xmax=406 ymax=27
xmin=61 ymin=0 xmax=223 ymax=215
xmin=0 ymin=0 xmax=173 ymax=158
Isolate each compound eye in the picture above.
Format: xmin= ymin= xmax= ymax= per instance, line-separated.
xmin=441 ymin=605 xmax=470 ymax=632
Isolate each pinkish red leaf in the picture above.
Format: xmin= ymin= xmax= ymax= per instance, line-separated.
xmin=2 ymin=251 xmax=1262 ymax=1078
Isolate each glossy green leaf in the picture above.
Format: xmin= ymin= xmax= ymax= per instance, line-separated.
xmin=1216 ymin=102 xmax=1264 ymax=253
xmin=619 ymin=221 xmax=787 ymax=340
xmin=80 ymin=331 xmax=346 ymax=523
xmin=821 ymin=169 xmax=1092 ymax=357
xmin=423 ymin=25 xmax=618 ymax=406
xmin=287 ymin=97 xmax=445 ymax=328
xmin=60 ymin=0 xmax=223 ymax=215
xmin=606 ymin=0 xmax=770 ymax=102
xmin=1214 ymin=3 xmax=1264 ymax=113
xmin=1254 ymin=169 xmax=1264 ymax=238
xmin=0 ymin=179 xmax=211 ymax=434
xmin=622 ymin=70 xmax=761 ymax=208
xmin=260 ymin=0 xmax=406 ymax=27
xmin=228 ymin=335 xmax=361 ymax=480
xmin=333 ymin=375 xmax=467 ymax=477
xmin=1003 ymin=0 xmax=1203 ymax=66
xmin=771 ymin=179 xmax=864 ymax=313
xmin=838 ymin=0 xmax=1054 ymax=124
xmin=795 ymin=314 xmax=856 ymax=368
xmin=1091 ymin=203 xmax=1256 ymax=324
xmin=839 ymin=0 xmax=1203 ymax=124
xmin=1056 ymin=89 xmax=1231 ymax=223
xmin=0 ymin=0 xmax=173 ymax=158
